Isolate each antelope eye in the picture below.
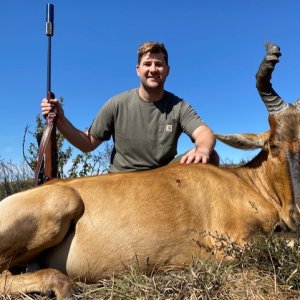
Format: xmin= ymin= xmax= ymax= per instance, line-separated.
xmin=269 ymin=142 xmax=280 ymax=157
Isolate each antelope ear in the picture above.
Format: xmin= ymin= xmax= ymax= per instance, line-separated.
xmin=293 ymin=98 xmax=300 ymax=110
xmin=215 ymin=132 xmax=270 ymax=150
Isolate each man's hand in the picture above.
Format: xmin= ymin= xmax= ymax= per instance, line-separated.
xmin=180 ymin=148 xmax=210 ymax=164
xmin=180 ymin=125 xmax=215 ymax=165
xmin=41 ymin=98 xmax=64 ymax=120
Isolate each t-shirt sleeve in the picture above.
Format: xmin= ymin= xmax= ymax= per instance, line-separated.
xmin=180 ymin=101 xmax=205 ymax=139
xmin=88 ymin=99 xmax=115 ymax=141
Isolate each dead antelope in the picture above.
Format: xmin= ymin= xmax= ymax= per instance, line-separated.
xmin=0 ymin=42 xmax=299 ymax=299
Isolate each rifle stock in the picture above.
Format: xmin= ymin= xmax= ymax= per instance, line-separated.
xmin=44 ymin=91 xmax=57 ymax=181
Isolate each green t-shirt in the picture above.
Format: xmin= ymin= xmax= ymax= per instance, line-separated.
xmin=89 ymin=89 xmax=204 ymax=172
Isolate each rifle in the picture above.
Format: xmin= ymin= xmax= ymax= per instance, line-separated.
xmin=34 ymin=3 xmax=57 ymax=185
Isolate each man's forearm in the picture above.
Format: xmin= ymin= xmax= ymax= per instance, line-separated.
xmin=193 ymin=125 xmax=216 ymax=155
xmin=57 ymin=117 xmax=99 ymax=152
xmin=180 ymin=125 xmax=215 ymax=164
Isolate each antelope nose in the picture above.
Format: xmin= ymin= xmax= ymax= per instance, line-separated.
xmin=292 ymin=205 xmax=300 ymax=225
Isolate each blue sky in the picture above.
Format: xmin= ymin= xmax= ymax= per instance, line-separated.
xmin=1 ymin=0 xmax=300 ymax=164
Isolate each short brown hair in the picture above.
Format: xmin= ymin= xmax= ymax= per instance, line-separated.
xmin=137 ymin=41 xmax=169 ymax=65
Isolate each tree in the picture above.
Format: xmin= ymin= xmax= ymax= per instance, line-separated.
xmin=24 ymin=98 xmax=112 ymax=179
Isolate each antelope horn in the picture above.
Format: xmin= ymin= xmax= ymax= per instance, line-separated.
xmin=255 ymin=42 xmax=289 ymax=114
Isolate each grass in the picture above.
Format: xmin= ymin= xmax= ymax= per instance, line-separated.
xmin=1 ymin=230 xmax=300 ymax=300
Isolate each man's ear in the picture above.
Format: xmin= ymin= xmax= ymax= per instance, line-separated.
xmin=136 ymin=64 xmax=140 ymax=77
xmin=166 ymin=65 xmax=170 ymax=76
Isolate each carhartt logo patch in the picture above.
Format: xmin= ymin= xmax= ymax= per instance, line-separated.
xmin=166 ymin=125 xmax=173 ymax=132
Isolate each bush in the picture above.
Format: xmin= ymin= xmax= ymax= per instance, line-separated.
xmin=0 ymin=158 xmax=33 ymax=200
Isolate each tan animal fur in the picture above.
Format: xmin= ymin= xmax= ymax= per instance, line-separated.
xmin=1 ymin=44 xmax=300 ymax=299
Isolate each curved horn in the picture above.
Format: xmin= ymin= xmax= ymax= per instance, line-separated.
xmin=255 ymin=42 xmax=288 ymax=114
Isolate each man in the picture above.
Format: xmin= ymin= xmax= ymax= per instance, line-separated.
xmin=41 ymin=41 xmax=217 ymax=172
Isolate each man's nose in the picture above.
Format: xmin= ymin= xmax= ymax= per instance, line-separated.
xmin=149 ymin=63 xmax=157 ymax=72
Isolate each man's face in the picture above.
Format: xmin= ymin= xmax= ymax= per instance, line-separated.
xmin=136 ymin=52 xmax=170 ymax=90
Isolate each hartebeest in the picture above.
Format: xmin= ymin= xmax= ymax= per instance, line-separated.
xmin=0 ymin=42 xmax=299 ymax=299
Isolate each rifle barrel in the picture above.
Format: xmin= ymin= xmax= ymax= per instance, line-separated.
xmin=46 ymin=3 xmax=54 ymax=98
xmin=44 ymin=3 xmax=57 ymax=181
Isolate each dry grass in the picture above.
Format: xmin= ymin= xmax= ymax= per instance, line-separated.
xmin=1 ymin=266 xmax=299 ymax=300
xmin=73 ymin=264 xmax=300 ymax=300
xmin=1 ymin=231 xmax=300 ymax=300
